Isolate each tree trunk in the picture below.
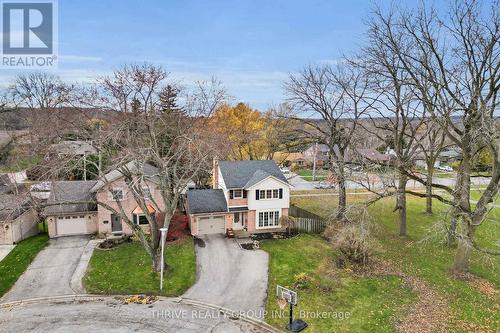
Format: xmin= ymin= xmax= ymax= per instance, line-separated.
xmin=452 ymin=227 xmax=475 ymax=274
xmin=335 ymin=154 xmax=347 ymax=222
xmin=425 ymin=162 xmax=434 ymax=214
xmin=448 ymin=153 xmax=471 ymax=246
xmin=152 ymin=249 xmax=164 ymax=272
xmin=398 ymin=172 xmax=407 ymax=237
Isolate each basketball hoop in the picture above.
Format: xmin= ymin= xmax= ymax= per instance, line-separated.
xmin=276 ymin=285 xmax=307 ymax=332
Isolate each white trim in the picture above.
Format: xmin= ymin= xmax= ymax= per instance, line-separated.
xmin=256 ymin=209 xmax=281 ymax=229
xmin=245 ymin=175 xmax=290 ymax=190
xmin=232 ymin=189 xmax=243 ymax=198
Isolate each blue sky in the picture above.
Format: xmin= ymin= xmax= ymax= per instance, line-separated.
xmin=2 ymin=0 xmax=435 ymax=109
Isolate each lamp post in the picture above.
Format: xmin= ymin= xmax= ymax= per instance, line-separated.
xmin=159 ymin=227 xmax=168 ymax=290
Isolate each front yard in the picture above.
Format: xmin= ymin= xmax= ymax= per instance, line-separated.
xmin=296 ymin=168 xmax=328 ymax=181
xmin=0 ymin=234 xmax=49 ymax=297
xmin=84 ymin=237 xmax=196 ymax=296
xmin=271 ymin=194 xmax=499 ymax=332
xmin=261 ymin=234 xmax=415 ymax=333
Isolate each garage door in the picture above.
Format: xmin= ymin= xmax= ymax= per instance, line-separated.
xmin=56 ymin=215 xmax=88 ymax=236
xmin=198 ymin=215 xmax=225 ymax=235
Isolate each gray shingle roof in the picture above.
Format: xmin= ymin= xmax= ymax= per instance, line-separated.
xmin=218 ymin=160 xmax=288 ymax=189
xmin=91 ymin=161 xmax=159 ymax=192
xmin=0 ymin=194 xmax=30 ymax=221
xmin=187 ymin=189 xmax=227 ymax=214
xmin=43 ymin=181 xmax=97 ymax=216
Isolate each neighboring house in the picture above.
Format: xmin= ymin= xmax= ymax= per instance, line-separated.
xmin=43 ymin=162 xmax=165 ymax=238
xmin=274 ymin=152 xmax=307 ymax=169
xmin=48 ymin=140 xmax=97 ymax=157
xmin=303 ymin=143 xmax=329 ymax=167
xmin=0 ymin=193 xmax=39 ymax=245
xmin=186 ymin=160 xmax=291 ymax=236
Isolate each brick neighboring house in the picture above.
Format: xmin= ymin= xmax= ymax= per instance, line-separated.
xmin=0 ymin=191 xmax=39 ymax=245
xmin=186 ymin=160 xmax=291 ymax=236
xmin=43 ymin=162 xmax=165 ymax=238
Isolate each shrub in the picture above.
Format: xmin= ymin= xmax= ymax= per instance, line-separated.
xmin=325 ymin=205 xmax=374 ymax=267
xmin=293 ymin=272 xmax=313 ymax=289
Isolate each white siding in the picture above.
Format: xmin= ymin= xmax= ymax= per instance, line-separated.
xmin=247 ymin=177 xmax=290 ymax=211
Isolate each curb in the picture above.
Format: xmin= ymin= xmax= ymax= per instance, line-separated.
xmin=0 ymin=294 xmax=283 ymax=333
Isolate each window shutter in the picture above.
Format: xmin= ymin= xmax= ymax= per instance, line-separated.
xmin=243 ymin=190 xmax=247 ymax=198
xmin=255 ymin=189 xmax=260 ymax=200
xmin=279 ymin=188 xmax=283 ymax=199
xmin=229 ymin=190 xmax=234 ymax=199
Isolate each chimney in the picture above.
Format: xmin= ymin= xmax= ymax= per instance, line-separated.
xmin=212 ymin=157 xmax=219 ymax=189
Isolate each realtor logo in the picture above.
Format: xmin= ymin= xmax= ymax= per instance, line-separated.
xmin=1 ymin=0 xmax=58 ymax=67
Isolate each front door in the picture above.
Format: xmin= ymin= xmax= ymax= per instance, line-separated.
xmin=111 ymin=214 xmax=122 ymax=233
xmin=233 ymin=212 xmax=243 ymax=230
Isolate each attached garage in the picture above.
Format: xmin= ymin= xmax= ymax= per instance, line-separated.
xmin=197 ymin=215 xmax=225 ymax=235
xmin=55 ymin=215 xmax=88 ymax=236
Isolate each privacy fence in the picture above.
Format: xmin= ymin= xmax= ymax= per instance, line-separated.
xmin=289 ymin=204 xmax=328 ymax=234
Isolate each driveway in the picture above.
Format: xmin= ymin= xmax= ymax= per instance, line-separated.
xmin=1 ymin=236 xmax=91 ymax=303
xmin=0 ymin=245 xmax=15 ymax=262
xmin=183 ymin=235 xmax=268 ymax=318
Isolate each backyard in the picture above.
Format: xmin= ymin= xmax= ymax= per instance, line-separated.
xmin=261 ymin=193 xmax=499 ymax=332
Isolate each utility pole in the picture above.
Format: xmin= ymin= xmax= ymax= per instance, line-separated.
xmin=312 ymin=142 xmax=318 ymax=181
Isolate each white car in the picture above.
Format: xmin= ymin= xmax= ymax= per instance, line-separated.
xmin=438 ymin=165 xmax=453 ymax=172
xmin=280 ymin=166 xmax=291 ymax=174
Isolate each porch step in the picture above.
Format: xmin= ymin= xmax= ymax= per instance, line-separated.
xmin=234 ymin=230 xmax=250 ymax=238
xmin=226 ymin=229 xmax=235 ymax=238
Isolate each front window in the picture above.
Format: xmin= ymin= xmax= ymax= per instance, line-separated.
xmin=142 ymin=187 xmax=152 ymax=198
xmin=258 ymin=211 xmax=280 ymax=228
xmin=133 ymin=214 xmax=149 ymax=225
xmin=233 ymin=189 xmax=242 ymax=198
xmin=259 ymin=188 xmax=282 ymax=199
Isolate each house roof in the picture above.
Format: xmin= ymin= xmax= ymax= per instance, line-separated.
xmin=91 ymin=161 xmax=159 ymax=192
xmin=43 ymin=181 xmax=97 ymax=216
xmin=187 ymin=189 xmax=227 ymax=214
xmin=49 ymin=140 xmax=97 ymax=155
xmin=0 ymin=194 xmax=30 ymax=221
xmin=218 ymin=160 xmax=288 ymax=189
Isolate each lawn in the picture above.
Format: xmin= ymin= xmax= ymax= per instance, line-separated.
xmin=296 ymin=168 xmax=328 ymax=181
xmin=261 ymin=234 xmax=416 ymax=332
xmin=0 ymin=234 xmax=49 ymax=297
xmin=285 ymin=194 xmax=499 ymax=332
xmin=84 ymin=237 xmax=196 ymax=296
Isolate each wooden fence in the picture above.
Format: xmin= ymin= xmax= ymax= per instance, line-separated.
xmin=289 ymin=217 xmax=328 ymax=234
xmin=289 ymin=204 xmax=323 ymax=220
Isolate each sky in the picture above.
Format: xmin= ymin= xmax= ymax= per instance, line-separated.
xmin=1 ymin=0 xmax=444 ymax=110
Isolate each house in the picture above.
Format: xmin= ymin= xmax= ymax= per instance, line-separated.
xmin=274 ymin=152 xmax=307 ymax=169
xmin=43 ymin=162 xmax=165 ymax=238
xmin=48 ymin=140 xmax=97 ymax=157
xmin=303 ymin=143 xmax=329 ymax=167
xmin=186 ymin=160 xmax=291 ymax=236
xmin=0 ymin=193 xmax=39 ymax=245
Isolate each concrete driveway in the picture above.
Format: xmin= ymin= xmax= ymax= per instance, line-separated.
xmin=183 ymin=235 xmax=268 ymax=318
xmin=0 ymin=245 xmax=16 ymax=262
xmin=1 ymin=236 xmax=91 ymax=303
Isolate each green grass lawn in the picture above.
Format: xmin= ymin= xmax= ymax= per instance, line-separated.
xmin=261 ymin=234 xmax=416 ymax=332
xmin=296 ymin=168 xmax=328 ymax=181
xmin=470 ymin=189 xmax=500 ymax=205
xmin=286 ymin=194 xmax=499 ymax=332
xmin=84 ymin=237 xmax=196 ymax=296
xmin=0 ymin=234 xmax=48 ymax=297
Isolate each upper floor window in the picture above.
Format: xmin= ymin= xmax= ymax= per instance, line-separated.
xmin=229 ymin=189 xmax=246 ymax=199
xmin=110 ymin=188 xmax=124 ymax=201
xmin=142 ymin=187 xmax=152 ymax=199
xmin=257 ymin=188 xmax=282 ymax=200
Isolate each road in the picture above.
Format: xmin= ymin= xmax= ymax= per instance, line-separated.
xmin=0 ymin=296 xmax=274 ymax=333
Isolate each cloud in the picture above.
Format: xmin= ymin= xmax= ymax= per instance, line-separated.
xmin=58 ymin=54 xmax=103 ymax=63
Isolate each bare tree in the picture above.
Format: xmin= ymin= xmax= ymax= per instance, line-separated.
xmin=285 ymin=63 xmax=370 ymax=221
xmin=368 ymin=0 xmax=499 ymax=273
xmin=8 ymin=72 xmax=72 ymax=109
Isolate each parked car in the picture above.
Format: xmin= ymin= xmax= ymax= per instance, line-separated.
xmin=280 ymin=166 xmax=291 ymax=174
xmin=314 ymin=181 xmax=336 ymax=189
xmin=438 ymin=165 xmax=453 ymax=172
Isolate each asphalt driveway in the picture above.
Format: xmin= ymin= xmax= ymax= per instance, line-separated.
xmin=183 ymin=235 xmax=268 ymax=317
xmin=1 ymin=236 xmax=91 ymax=303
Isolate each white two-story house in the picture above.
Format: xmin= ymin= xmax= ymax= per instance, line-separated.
xmin=186 ymin=160 xmax=291 ymax=236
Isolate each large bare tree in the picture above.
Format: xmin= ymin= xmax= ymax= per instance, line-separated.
xmin=368 ymin=0 xmax=499 ymax=273
xmin=285 ymin=64 xmax=371 ymax=221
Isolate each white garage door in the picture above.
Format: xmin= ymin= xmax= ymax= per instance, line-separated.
xmin=198 ymin=215 xmax=225 ymax=235
xmin=56 ymin=215 xmax=88 ymax=236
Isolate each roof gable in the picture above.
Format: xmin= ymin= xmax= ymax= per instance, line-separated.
xmin=218 ymin=160 xmax=288 ymax=189
xmin=91 ymin=161 xmax=159 ymax=192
